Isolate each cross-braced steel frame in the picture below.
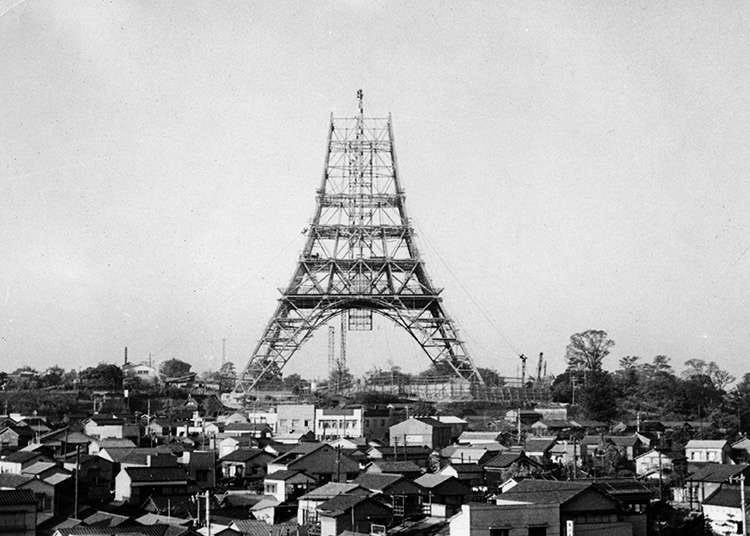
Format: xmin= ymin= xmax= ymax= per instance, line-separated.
xmin=235 ymin=97 xmax=484 ymax=392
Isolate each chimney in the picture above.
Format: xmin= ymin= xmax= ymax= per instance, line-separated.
xmin=124 ymin=346 xmax=128 ymax=365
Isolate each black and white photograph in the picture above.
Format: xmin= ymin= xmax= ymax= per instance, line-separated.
xmin=2 ymin=2 xmax=750 ymax=535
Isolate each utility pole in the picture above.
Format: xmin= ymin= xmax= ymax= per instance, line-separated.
xmin=741 ymin=472 xmax=747 ymax=536
xmin=74 ymin=443 xmax=80 ymax=518
xmin=205 ymin=490 xmax=211 ymax=536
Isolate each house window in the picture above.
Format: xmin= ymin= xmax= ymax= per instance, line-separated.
xmin=737 ymin=521 xmax=744 ymax=534
xmin=490 ymin=529 xmax=510 ymax=536
xmin=265 ymin=482 xmax=277 ymax=494
xmin=528 ymin=527 xmax=547 ymax=536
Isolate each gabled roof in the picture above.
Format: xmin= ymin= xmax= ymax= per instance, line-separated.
xmin=97 ymin=439 xmax=137 ymax=449
xmin=87 ymin=416 xmax=126 ymax=426
xmin=704 ymin=484 xmax=750 ymax=508
xmin=442 ymin=463 xmax=483 ymax=478
xmin=353 ymin=472 xmax=404 ymax=492
xmin=0 ymin=489 xmax=35 ymax=506
xmin=219 ymin=448 xmax=267 ymax=463
xmin=688 ymin=463 xmax=749 ymax=483
xmin=0 ymin=473 xmax=34 ymax=487
xmin=123 ymin=467 xmax=188 ymax=482
xmin=1 ymin=450 xmax=43 ymax=463
xmin=498 ymin=480 xmax=596 ymax=505
xmin=414 ymin=473 xmax=454 ymax=489
xmin=45 ymin=472 xmax=73 ymax=485
xmin=264 ymin=469 xmax=313 ymax=482
xmin=368 ymin=460 xmax=422 ymax=474
xmin=22 ymin=460 xmax=58 ymax=475
xmin=229 ymin=520 xmax=298 ymax=536
xmin=317 ymin=494 xmax=377 ymax=516
xmin=523 ymin=438 xmax=556 ymax=454
xmin=484 ymin=451 xmax=528 ymax=468
xmin=83 ymin=511 xmax=131 ymax=527
xmin=298 ymin=482 xmax=365 ymax=501
xmin=685 ymin=439 xmax=729 ymax=449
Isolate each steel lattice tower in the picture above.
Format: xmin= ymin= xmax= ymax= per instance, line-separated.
xmin=236 ymin=92 xmax=484 ymax=392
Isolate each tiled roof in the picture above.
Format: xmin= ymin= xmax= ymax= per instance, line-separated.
xmin=353 ymin=472 xmax=403 ymax=491
xmin=414 ymin=473 xmax=453 ymax=489
xmin=2 ymin=450 xmax=42 ymax=463
xmin=688 ymin=463 xmax=749 ymax=483
xmin=686 ymin=440 xmax=729 ymax=449
xmin=45 ymin=472 xmax=73 ymax=485
xmin=230 ymin=520 xmax=298 ymax=536
xmin=298 ymin=482 xmax=364 ymax=501
xmin=82 ymin=511 xmax=131 ymax=527
xmin=317 ymin=494 xmax=371 ymax=516
xmin=264 ymin=470 xmax=312 ymax=481
xmin=0 ymin=489 xmax=35 ymax=506
xmin=499 ymin=480 xmax=594 ymax=505
xmin=22 ymin=460 xmax=58 ymax=475
xmin=124 ymin=467 xmax=188 ymax=482
xmin=704 ymin=484 xmax=750 ymax=508
xmin=219 ymin=448 xmax=265 ymax=463
xmin=0 ymin=472 xmax=34 ymax=487
xmin=484 ymin=452 xmax=526 ymax=468
xmin=369 ymin=460 xmax=422 ymax=474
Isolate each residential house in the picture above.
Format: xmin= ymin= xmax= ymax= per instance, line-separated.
xmin=435 ymin=416 xmax=469 ymax=441
xmin=683 ymin=463 xmax=750 ymax=508
xmin=365 ymin=461 xmax=422 ymax=480
xmin=442 ymin=444 xmax=506 ymax=465
xmin=315 ymin=408 xmax=364 ymax=440
xmin=451 ymin=479 xmax=643 ymax=536
xmin=317 ymin=494 xmax=392 ymax=536
xmin=181 ymin=450 xmax=216 ymax=490
xmin=0 ymin=452 xmax=48 ymax=475
xmin=414 ymin=473 xmax=471 ymax=517
xmin=83 ymin=416 xmax=138 ymax=440
xmin=634 ymin=449 xmax=685 ymax=478
xmin=62 ymin=453 xmax=114 ymax=504
xmin=504 ymin=409 xmax=542 ymax=426
xmin=267 ymin=443 xmax=359 ymax=484
xmin=88 ymin=438 xmax=137 ymax=455
xmin=549 ymin=440 xmax=582 ymax=467
xmin=389 ymin=417 xmax=451 ymax=450
xmin=457 ymin=431 xmax=504 ymax=445
xmin=731 ymin=437 xmax=750 ymax=463
xmin=523 ymin=438 xmax=556 ymax=464
xmin=114 ymin=466 xmax=190 ymax=504
xmin=296 ymin=482 xmax=369 ymax=526
xmin=0 ymin=424 xmax=35 ymax=452
xmin=263 ymin=470 xmax=316 ymax=503
xmin=219 ymin=448 xmax=273 ymax=484
xmin=685 ymin=440 xmax=732 ymax=463
xmin=483 ymin=451 xmax=542 ymax=488
xmin=367 ymin=445 xmax=431 ymax=466
xmin=0 ymin=489 xmax=36 ymax=536
xmin=440 ymin=463 xmax=484 ymax=490
xmin=702 ymin=484 xmax=750 ymax=536
xmin=217 ymin=436 xmax=255 ymax=459
xmin=352 ymin=472 xmax=421 ymax=518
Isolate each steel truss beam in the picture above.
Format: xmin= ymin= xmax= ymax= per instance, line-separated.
xmin=236 ymin=96 xmax=484 ymax=392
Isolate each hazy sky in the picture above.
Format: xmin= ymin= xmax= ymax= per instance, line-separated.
xmin=2 ymin=1 xmax=750 ymax=381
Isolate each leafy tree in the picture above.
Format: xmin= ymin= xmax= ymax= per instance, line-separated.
xmin=159 ymin=358 xmax=192 ymax=379
xmin=577 ymin=370 xmax=618 ymax=421
xmin=565 ymin=330 xmax=614 ymax=372
xmin=80 ymin=363 xmax=123 ymax=391
xmin=41 ymin=365 xmax=65 ymax=387
xmin=680 ymin=374 xmax=722 ymax=419
xmin=476 ymin=367 xmax=505 ymax=387
xmin=551 ymin=371 xmax=573 ymax=404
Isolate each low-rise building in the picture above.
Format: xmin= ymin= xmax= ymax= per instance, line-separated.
xmin=389 ymin=417 xmax=451 ymax=450
xmin=685 ymin=440 xmax=732 ymax=463
xmin=276 ymin=404 xmax=315 ymax=436
xmin=315 ymin=408 xmax=364 ymax=440
xmin=263 ymin=470 xmax=315 ymax=503
xmin=317 ymin=494 xmax=392 ymax=536
xmin=0 ymin=489 xmax=36 ymax=536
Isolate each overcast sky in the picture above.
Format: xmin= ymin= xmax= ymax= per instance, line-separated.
xmin=2 ymin=1 xmax=750 ymax=381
